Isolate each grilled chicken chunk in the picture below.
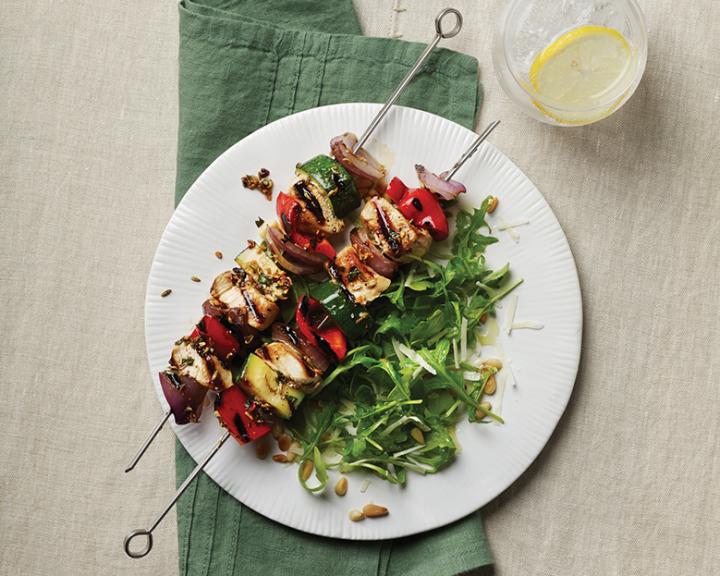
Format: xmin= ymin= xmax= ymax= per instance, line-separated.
xmin=234 ymin=244 xmax=291 ymax=302
xmin=210 ymin=268 xmax=279 ymax=331
xmin=170 ymin=336 xmax=233 ymax=391
xmin=360 ymin=196 xmax=431 ymax=262
xmin=255 ymin=341 xmax=319 ymax=387
xmin=331 ymin=246 xmax=391 ymax=305
xmin=291 ymin=178 xmax=344 ymax=236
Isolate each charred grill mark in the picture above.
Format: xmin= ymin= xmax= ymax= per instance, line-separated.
xmin=165 ymin=370 xmax=182 ymax=389
xmin=233 ymin=413 xmax=251 ymax=442
xmin=281 ymin=324 xmax=300 ymax=347
xmin=315 ymin=335 xmax=337 ymax=361
xmin=299 ymin=295 xmax=310 ymax=316
xmin=294 ymin=181 xmax=325 ymax=223
xmin=255 ymin=347 xmax=269 ymax=363
xmin=374 ymin=199 xmax=400 ymax=254
xmin=326 ymin=262 xmax=357 ymax=304
xmin=241 ymin=288 xmax=265 ymax=324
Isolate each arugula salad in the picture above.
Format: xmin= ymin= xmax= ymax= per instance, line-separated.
xmin=287 ymin=197 xmax=521 ymax=491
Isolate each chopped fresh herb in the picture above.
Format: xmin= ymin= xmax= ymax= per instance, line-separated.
xmin=346 ymin=267 xmax=361 ymax=282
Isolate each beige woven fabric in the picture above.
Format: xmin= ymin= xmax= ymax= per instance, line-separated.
xmin=1 ymin=1 xmax=718 ymax=575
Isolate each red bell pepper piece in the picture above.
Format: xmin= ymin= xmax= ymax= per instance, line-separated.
xmin=194 ymin=315 xmax=241 ymax=361
xmin=295 ymin=296 xmax=348 ymax=362
xmin=288 ymin=230 xmax=336 ymax=260
xmin=215 ymin=385 xmax=272 ymax=444
xmin=396 ymin=187 xmax=449 ymax=241
xmin=386 ymin=176 xmax=408 ymax=204
xmin=276 ymin=191 xmax=301 ymax=230
xmin=276 ymin=191 xmax=336 ymax=259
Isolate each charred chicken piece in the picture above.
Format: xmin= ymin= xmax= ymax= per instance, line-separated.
xmin=359 ymin=196 xmax=431 ymax=262
xmin=234 ymin=243 xmax=292 ymax=302
xmin=209 ymin=268 xmax=279 ymax=332
xmin=329 ymin=245 xmax=391 ymax=306
xmin=255 ymin=340 xmax=320 ymax=388
xmin=170 ymin=335 xmax=233 ymax=391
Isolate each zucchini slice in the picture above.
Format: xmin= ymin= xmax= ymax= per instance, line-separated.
xmin=309 ymin=280 xmax=370 ymax=341
xmin=297 ymin=155 xmax=360 ymax=218
xmin=238 ymin=353 xmax=305 ymax=419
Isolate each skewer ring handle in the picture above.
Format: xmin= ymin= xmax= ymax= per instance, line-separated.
xmin=435 ymin=8 xmax=463 ymax=39
xmin=124 ymin=529 xmax=153 ymax=559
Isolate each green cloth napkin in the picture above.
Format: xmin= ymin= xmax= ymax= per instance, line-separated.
xmin=174 ymin=1 xmax=490 ymax=575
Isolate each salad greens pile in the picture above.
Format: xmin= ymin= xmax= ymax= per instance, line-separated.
xmin=288 ymin=197 xmax=522 ymax=491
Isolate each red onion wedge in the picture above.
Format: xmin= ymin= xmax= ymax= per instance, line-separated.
xmin=264 ymin=224 xmax=323 ymax=276
xmin=349 ymin=227 xmax=398 ymax=278
xmin=159 ymin=370 xmax=207 ymax=425
xmin=415 ymin=164 xmax=466 ymax=200
xmin=267 ymin=223 xmax=328 ymax=267
xmin=330 ymin=133 xmax=386 ymax=182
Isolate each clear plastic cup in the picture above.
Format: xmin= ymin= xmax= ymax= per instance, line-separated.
xmin=493 ymin=0 xmax=648 ymax=126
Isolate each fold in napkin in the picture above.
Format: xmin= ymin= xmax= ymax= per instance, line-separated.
xmin=174 ymin=1 xmax=490 ymax=574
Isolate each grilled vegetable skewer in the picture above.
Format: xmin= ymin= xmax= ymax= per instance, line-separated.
xmin=125 ymin=10 xmax=481 ymax=555
xmin=125 ymin=244 xmax=293 ymax=472
xmin=125 ymin=119 xmax=500 ymax=555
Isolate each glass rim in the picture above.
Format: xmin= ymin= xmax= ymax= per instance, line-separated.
xmin=499 ymin=0 xmax=648 ymax=114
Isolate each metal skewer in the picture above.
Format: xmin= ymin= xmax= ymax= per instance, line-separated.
xmin=443 ymin=120 xmax=501 ymax=181
xmin=125 ymin=411 xmax=172 ymax=473
xmin=124 ymin=9 xmax=469 ymax=558
xmin=352 ymin=7 xmax=463 ymax=153
xmin=124 ymin=430 xmax=232 ymax=558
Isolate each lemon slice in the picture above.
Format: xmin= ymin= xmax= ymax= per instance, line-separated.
xmin=529 ymin=25 xmax=632 ymax=124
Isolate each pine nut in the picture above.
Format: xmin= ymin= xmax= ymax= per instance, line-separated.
xmin=272 ymin=454 xmax=289 ymax=463
xmin=335 ymin=476 xmax=348 ymax=497
xmin=255 ymin=438 xmax=270 ymax=460
xmin=271 ymin=421 xmax=284 ymax=439
xmin=278 ymin=434 xmax=292 ymax=452
xmin=487 ymin=196 xmax=499 ymax=213
xmin=300 ymin=460 xmax=314 ymax=481
xmin=362 ymin=504 xmax=389 ymax=518
xmin=485 ymin=374 xmax=497 ymax=395
xmin=475 ymin=401 xmax=493 ymax=419
xmin=349 ymin=509 xmax=365 ymax=522
xmin=410 ymin=427 xmax=425 ymax=445
xmin=483 ymin=358 xmax=503 ymax=370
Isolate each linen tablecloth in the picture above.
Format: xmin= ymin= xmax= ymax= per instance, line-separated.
xmin=1 ymin=1 xmax=718 ymax=575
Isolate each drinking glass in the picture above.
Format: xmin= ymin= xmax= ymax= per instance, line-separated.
xmin=493 ymin=0 xmax=648 ymax=126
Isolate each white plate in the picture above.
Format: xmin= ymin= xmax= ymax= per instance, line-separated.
xmin=145 ymin=103 xmax=582 ymax=540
